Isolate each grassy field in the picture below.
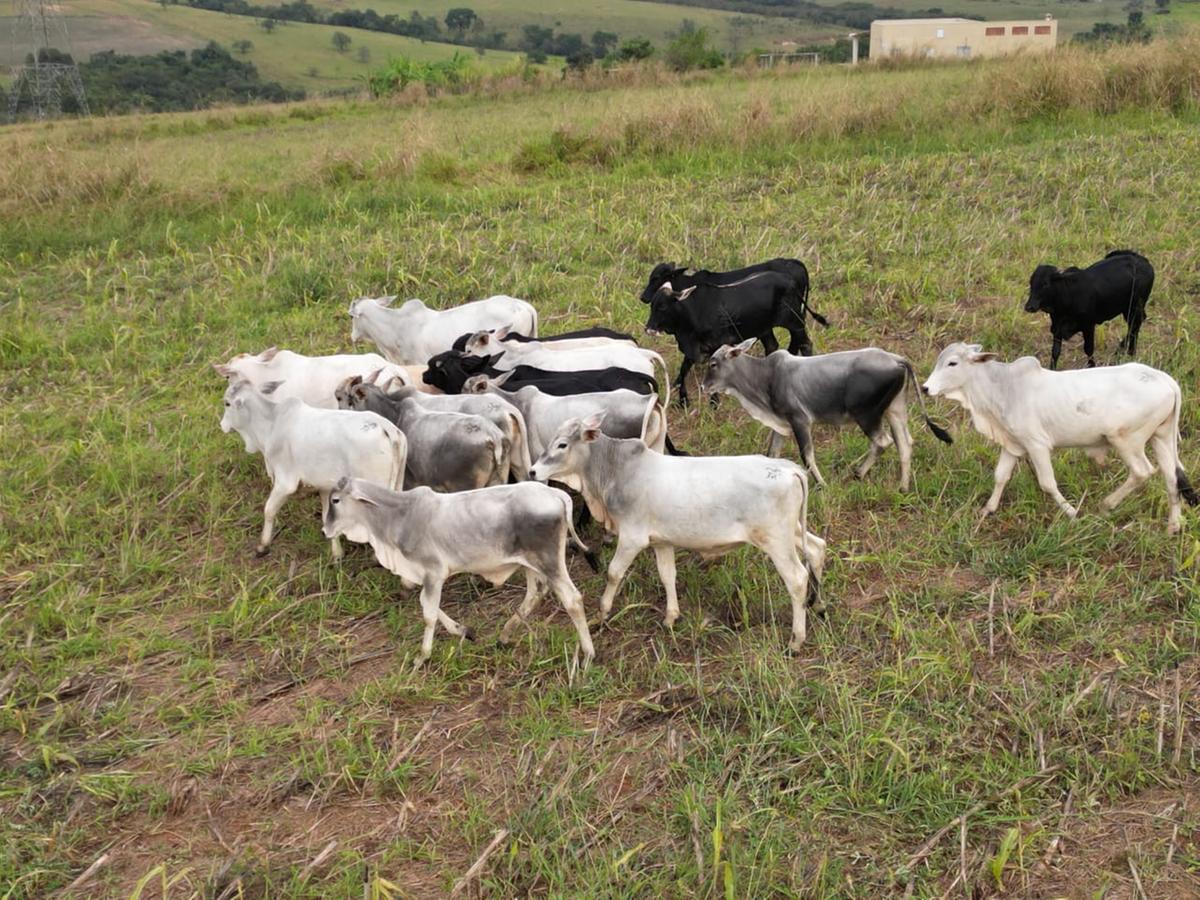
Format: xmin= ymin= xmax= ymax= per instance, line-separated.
xmin=0 ymin=0 xmax=528 ymax=91
xmin=4 ymin=39 xmax=1200 ymax=898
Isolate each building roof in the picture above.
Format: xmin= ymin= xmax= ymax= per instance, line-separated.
xmin=872 ymin=17 xmax=974 ymax=24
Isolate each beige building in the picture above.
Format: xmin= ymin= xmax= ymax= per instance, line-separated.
xmin=869 ymin=17 xmax=1058 ymax=61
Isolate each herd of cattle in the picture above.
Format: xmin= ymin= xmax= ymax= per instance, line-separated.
xmin=213 ymin=251 xmax=1195 ymax=669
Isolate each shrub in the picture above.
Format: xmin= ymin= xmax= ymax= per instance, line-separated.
xmin=664 ymin=28 xmax=724 ymax=72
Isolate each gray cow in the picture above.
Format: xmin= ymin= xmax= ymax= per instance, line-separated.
xmin=701 ymin=340 xmax=952 ymax=490
xmin=323 ymin=477 xmax=596 ymax=669
xmin=387 ymin=397 xmax=508 ymax=492
xmin=337 ymin=375 xmax=532 ymax=483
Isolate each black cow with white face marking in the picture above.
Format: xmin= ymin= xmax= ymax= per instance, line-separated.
xmin=1024 ymin=250 xmax=1155 ymax=369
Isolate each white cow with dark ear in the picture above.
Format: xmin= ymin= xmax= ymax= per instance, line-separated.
xmin=923 ymin=342 xmax=1197 ymax=533
xmin=347 ymin=295 xmax=538 ymax=365
xmin=219 ymin=379 xmax=407 ymax=558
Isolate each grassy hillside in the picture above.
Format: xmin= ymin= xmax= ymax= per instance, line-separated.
xmin=4 ymin=40 xmax=1200 ymax=898
xmin=299 ymin=0 xmax=832 ymax=49
xmin=0 ymin=0 xmax=527 ymax=91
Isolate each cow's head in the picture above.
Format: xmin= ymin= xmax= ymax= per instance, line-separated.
xmin=701 ymin=338 xmax=757 ymax=396
xmin=923 ymin=343 xmax=999 ymax=398
xmin=529 ymin=413 xmax=605 ymax=482
xmin=334 ymin=374 xmax=365 ymax=409
xmin=462 ymin=371 xmax=514 ymax=395
xmin=348 ymin=296 xmax=397 ymax=341
xmin=220 ymin=378 xmax=279 ymax=452
xmin=322 ymin=476 xmax=377 ymax=546
xmin=645 ymin=283 xmax=694 ymax=336
xmin=463 ymin=325 xmax=513 ymax=357
xmin=640 ymin=262 xmax=687 ymax=304
xmin=422 ymin=351 xmax=501 ymax=394
xmin=1024 ymin=266 xmax=1062 ymax=313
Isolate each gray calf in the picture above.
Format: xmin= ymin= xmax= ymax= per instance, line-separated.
xmin=323 ymin=477 xmax=595 ymax=668
xmin=701 ymin=340 xmax=951 ymax=490
xmin=337 ymin=375 xmax=531 ymax=482
xmin=379 ymin=395 xmax=508 ymax=492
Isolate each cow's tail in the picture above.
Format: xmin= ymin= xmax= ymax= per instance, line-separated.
xmin=560 ymin=491 xmax=600 ymax=572
xmin=900 ymin=358 xmax=953 ymax=445
xmin=648 ymin=350 xmax=671 ymax=410
xmin=1167 ymin=383 xmax=1198 ymax=507
xmin=509 ymin=411 xmax=533 ymax=481
xmin=386 ymin=426 xmax=408 ymax=491
xmin=486 ymin=433 xmax=507 ymax=486
xmin=640 ymin=395 xmax=666 ymax=453
xmin=794 ymin=468 xmax=819 ymax=607
xmin=799 ymin=274 xmax=829 ymax=328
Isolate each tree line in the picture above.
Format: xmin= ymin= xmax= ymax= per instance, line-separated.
xmin=3 ymin=43 xmax=301 ymax=117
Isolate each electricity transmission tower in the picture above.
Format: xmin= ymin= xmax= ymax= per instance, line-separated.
xmin=8 ymin=0 xmax=89 ymax=121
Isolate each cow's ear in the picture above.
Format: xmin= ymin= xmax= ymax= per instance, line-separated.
xmin=677 ymin=286 xmax=696 ymax=301
xmin=213 ymin=363 xmax=234 ymax=378
xmin=376 ymin=295 xmax=396 ymax=308
xmin=486 ymin=353 xmax=505 ymax=368
xmin=463 ymin=375 xmax=487 ymax=394
xmin=730 ymin=338 xmax=757 ymax=356
xmin=580 ymin=411 xmax=606 ymax=442
xmin=969 ymin=352 xmax=999 ymax=364
xmin=348 ymin=485 xmax=378 ymax=506
xmin=494 ymin=323 xmax=512 ymax=340
xmin=259 ymin=347 xmax=279 ymax=362
xmin=352 ymin=384 xmax=369 ymax=400
xmin=260 ymin=380 xmax=283 ymax=395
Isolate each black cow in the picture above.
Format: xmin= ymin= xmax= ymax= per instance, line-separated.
xmin=450 ymin=326 xmax=637 ymax=352
xmin=1024 ymin=250 xmax=1155 ymax=369
xmin=645 ymin=270 xmax=818 ymax=407
xmin=640 ymin=258 xmax=827 ymax=323
xmin=423 ymin=351 xmax=658 ymax=397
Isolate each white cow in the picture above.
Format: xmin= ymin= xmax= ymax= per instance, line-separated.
xmin=923 ymin=342 xmax=1197 ymax=533
xmin=323 ymin=477 xmax=595 ymax=669
xmin=463 ymin=328 xmax=668 ymax=394
xmin=348 ymin=295 xmax=538 ymax=365
xmin=213 ymin=348 xmax=415 ymax=409
xmin=529 ymin=414 xmax=827 ymax=651
xmin=464 ymin=372 xmax=668 ymax=459
xmin=219 ymin=379 xmax=407 ymax=558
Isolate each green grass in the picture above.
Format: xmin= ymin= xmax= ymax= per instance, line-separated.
xmin=3 ymin=40 xmax=1200 ymax=898
xmin=0 ymin=0 xmax=528 ymax=91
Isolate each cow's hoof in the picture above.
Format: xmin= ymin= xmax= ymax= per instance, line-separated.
xmin=662 ymin=615 xmax=679 ymax=629
xmin=254 ymin=545 xmax=270 ymax=558
xmin=462 ymin=625 xmax=477 ymax=642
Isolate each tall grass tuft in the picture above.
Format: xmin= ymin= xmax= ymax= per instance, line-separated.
xmin=964 ymin=36 xmax=1200 ymax=120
